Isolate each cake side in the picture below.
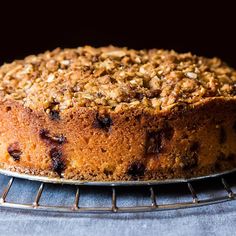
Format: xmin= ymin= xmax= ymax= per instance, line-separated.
xmin=1 ymin=98 xmax=236 ymax=181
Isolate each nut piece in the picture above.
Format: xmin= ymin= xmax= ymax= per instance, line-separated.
xmin=101 ymin=50 xmax=126 ymax=58
xmin=47 ymin=74 xmax=55 ymax=83
xmin=149 ymin=76 xmax=161 ymax=90
xmin=186 ymin=72 xmax=198 ymax=79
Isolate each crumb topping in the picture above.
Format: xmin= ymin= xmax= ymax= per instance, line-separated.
xmin=0 ymin=46 xmax=236 ymax=113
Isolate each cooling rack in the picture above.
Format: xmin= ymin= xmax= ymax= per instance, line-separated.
xmin=0 ymin=169 xmax=235 ymax=213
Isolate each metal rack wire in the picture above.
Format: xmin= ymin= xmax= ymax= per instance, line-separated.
xmin=0 ymin=171 xmax=235 ymax=213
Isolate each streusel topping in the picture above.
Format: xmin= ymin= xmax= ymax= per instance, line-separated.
xmin=0 ymin=46 xmax=236 ymax=112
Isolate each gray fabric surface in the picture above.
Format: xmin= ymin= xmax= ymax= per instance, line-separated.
xmin=0 ymin=174 xmax=235 ymax=236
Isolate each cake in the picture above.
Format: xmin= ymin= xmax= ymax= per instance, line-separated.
xmin=0 ymin=46 xmax=236 ymax=181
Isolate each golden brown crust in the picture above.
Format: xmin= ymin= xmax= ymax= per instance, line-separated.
xmin=0 ymin=46 xmax=236 ymax=114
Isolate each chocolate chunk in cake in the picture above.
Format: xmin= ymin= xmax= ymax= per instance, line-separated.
xmin=181 ymin=142 xmax=200 ymax=170
xmin=39 ymin=129 xmax=66 ymax=144
xmin=45 ymin=102 xmax=60 ymax=120
xmin=7 ymin=142 xmax=22 ymax=161
xmin=146 ymin=125 xmax=174 ymax=154
xmin=50 ymin=148 xmax=65 ymax=176
xmin=146 ymin=131 xmax=162 ymax=154
xmin=49 ymin=110 xmax=60 ymax=120
xmin=93 ymin=113 xmax=113 ymax=131
xmin=127 ymin=162 xmax=146 ymax=178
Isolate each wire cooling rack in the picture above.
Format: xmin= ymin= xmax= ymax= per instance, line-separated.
xmin=0 ymin=170 xmax=235 ymax=213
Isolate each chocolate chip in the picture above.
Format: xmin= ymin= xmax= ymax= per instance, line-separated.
xmin=50 ymin=148 xmax=65 ymax=176
xmin=219 ymin=126 xmax=227 ymax=144
xmin=146 ymin=124 xmax=174 ymax=154
xmin=39 ymin=129 xmax=50 ymax=139
xmin=7 ymin=143 xmax=22 ymax=161
xmin=181 ymin=143 xmax=200 ymax=170
xmin=93 ymin=113 xmax=113 ymax=131
xmin=49 ymin=110 xmax=60 ymax=120
xmin=127 ymin=162 xmax=145 ymax=178
xmin=146 ymin=131 xmax=162 ymax=154
xmin=103 ymin=170 xmax=112 ymax=176
xmin=45 ymin=102 xmax=60 ymax=120
xmin=101 ymin=148 xmax=107 ymax=153
xmin=6 ymin=106 xmax=11 ymax=112
xmin=103 ymin=168 xmax=113 ymax=176
xmin=182 ymin=153 xmax=198 ymax=170
xmin=39 ymin=129 xmax=66 ymax=144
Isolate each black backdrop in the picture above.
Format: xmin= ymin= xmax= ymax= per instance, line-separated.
xmin=0 ymin=0 xmax=235 ymax=67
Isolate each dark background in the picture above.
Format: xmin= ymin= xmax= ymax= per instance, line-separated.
xmin=0 ymin=0 xmax=235 ymax=67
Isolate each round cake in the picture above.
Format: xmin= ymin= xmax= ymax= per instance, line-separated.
xmin=0 ymin=46 xmax=236 ymax=181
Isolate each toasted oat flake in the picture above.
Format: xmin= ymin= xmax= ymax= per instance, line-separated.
xmin=101 ymin=50 xmax=126 ymax=58
xmin=60 ymin=60 xmax=70 ymax=66
xmin=47 ymin=74 xmax=55 ymax=83
xmin=186 ymin=72 xmax=198 ymax=79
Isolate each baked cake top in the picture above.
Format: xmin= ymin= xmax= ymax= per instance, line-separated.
xmin=0 ymin=46 xmax=236 ymax=113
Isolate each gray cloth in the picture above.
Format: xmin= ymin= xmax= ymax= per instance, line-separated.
xmin=0 ymin=174 xmax=235 ymax=236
